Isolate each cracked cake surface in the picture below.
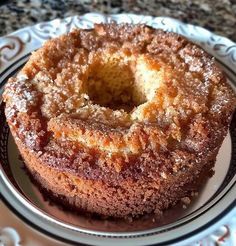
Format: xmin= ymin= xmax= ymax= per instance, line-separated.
xmin=3 ymin=23 xmax=236 ymax=218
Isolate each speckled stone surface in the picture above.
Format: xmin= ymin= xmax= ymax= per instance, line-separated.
xmin=0 ymin=0 xmax=235 ymax=41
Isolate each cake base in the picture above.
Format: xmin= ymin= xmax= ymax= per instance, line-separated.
xmin=16 ymin=136 xmax=216 ymax=218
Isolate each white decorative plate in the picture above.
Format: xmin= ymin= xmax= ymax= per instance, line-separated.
xmin=0 ymin=13 xmax=236 ymax=246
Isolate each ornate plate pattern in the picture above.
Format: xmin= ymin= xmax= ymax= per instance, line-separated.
xmin=0 ymin=13 xmax=236 ymax=246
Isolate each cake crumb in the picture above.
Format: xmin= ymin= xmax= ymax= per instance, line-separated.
xmin=181 ymin=197 xmax=191 ymax=205
xmin=191 ymin=191 xmax=199 ymax=197
xmin=160 ymin=172 xmax=167 ymax=179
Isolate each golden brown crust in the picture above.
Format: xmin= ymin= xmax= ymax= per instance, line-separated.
xmin=3 ymin=23 xmax=236 ymax=217
xmin=15 ymin=133 xmax=216 ymax=218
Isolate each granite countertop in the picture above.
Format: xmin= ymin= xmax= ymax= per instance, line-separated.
xmin=0 ymin=0 xmax=236 ymax=41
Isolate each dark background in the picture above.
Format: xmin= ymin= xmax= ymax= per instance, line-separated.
xmin=0 ymin=0 xmax=236 ymax=41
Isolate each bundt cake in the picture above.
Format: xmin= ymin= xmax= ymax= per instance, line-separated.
xmin=3 ymin=23 xmax=236 ymax=218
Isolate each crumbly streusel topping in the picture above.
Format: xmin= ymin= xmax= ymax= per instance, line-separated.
xmin=3 ymin=24 xmax=236 ymax=171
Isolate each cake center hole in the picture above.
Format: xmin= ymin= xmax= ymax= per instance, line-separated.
xmin=87 ymin=54 xmax=148 ymax=112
